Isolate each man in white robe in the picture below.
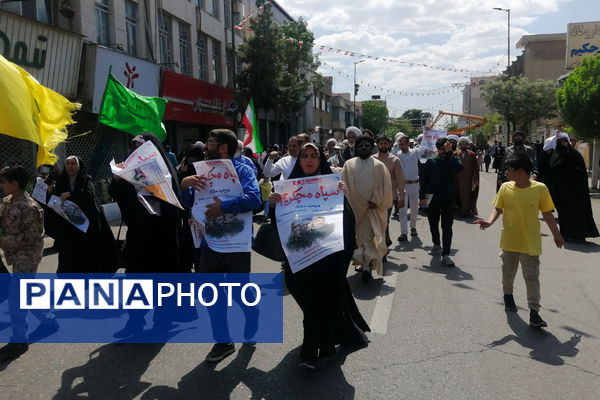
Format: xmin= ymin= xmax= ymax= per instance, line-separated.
xmin=342 ymin=135 xmax=393 ymax=281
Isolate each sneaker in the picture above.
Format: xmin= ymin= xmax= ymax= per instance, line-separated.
xmin=441 ymin=255 xmax=455 ymax=266
xmin=0 ymin=343 xmax=29 ymax=361
xmin=410 ymin=228 xmax=418 ymax=236
xmin=205 ymin=343 xmax=235 ymax=362
xmin=503 ymin=294 xmax=517 ymax=312
xmin=398 ymin=234 xmax=408 ymax=242
xmin=430 ymin=244 xmax=442 ymax=255
xmin=529 ymin=310 xmax=548 ymax=328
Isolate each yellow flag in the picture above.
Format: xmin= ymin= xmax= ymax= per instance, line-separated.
xmin=0 ymin=55 xmax=81 ymax=166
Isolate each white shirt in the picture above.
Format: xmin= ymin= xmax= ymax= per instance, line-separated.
xmin=263 ymin=155 xmax=297 ymax=180
xmin=397 ymin=147 xmax=427 ymax=181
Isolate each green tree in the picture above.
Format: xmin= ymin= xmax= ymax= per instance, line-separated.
xmin=470 ymin=112 xmax=503 ymax=149
xmin=385 ymin=118 xmax=416 ymax=137
xmin=361 ymin=101 xmax=389 ymax=135
xmin=401 ymin=109 xmax=432 ymax=130
xmin=236 ymin=2 xmax=280 ymax=111
xmin=556 ymin=55 xmax=600 ymax=141
xmin=276 ymin=18 xmax=320 ymax=113
xmin=481 ymin=76 xmax=558 ymax=141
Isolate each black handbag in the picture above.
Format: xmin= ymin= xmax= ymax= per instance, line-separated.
xmin=252 ymin=223 xmax=285 ymax=262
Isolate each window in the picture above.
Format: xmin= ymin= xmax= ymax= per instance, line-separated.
xmin=197 ymin=33 xmax=208 ymax=81
xmin=1 ymin=0 xmax=52 ymax=24
xmin=95 ymin=0 xmax=110 ymax=44
xmin=226 ymin=49 xmax=234 ymax=88
xmin=212 ymin=39 xmax=222 ymax=85
xmin=158 ymin=12 xmax=171 ymax=68
xmin=205 ymin=0 xmax=220 ymax=19
xmin=125 ymin=1 xmax=137 ymax=56
xmin=224 ymin=0 xmax=231 ymax=27
xmin=179 ymin=22 xmax=191 ymax=76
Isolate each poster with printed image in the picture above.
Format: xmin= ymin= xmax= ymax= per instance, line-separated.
xmin=47 ymin=195 xmax=89 ymax=233
xmin=110 ymin=140 xmax=183 ymax=212
xmin=274 ymin=174 xmax=344 ymax=273
xmin=191 ymin=159 xmax=252 ymax=253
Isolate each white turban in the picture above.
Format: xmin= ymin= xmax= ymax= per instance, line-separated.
xmin=447 ymin=134 xmax=459 ymax=141
xmin=327 ymin=138 xmax=337 ymax=146
xmin=556 ymin=131 xmax=570 ymax=142
xmin=458 ymin=136 xmax=470 ymax=144
xmin=395 ymin=132 xmax=407 ymax=140
xmin=417 ymin=134 xmax=423 ymax=141
xmin=543 ymin=136 xmax=557 ymax=151
xmin=345 ymin=126 xmax=362 ymax=137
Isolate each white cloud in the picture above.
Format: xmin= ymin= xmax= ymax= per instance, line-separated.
xmin=273 ymin=0 xmax=577 ymax=115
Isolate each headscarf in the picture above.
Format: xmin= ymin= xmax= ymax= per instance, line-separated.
xmin=57 ymin=155 xmax=89 ymax=193
xmin=288 ymin=143 xmax=333 ymax=179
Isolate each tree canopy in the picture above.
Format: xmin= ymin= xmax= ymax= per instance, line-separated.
xmin=401 ymin=109 xmax=432 ymax=131
xmin=385 ymin=118 xmax=416 ymax=137
xmin=556 ymin=55 xmax=600 ymax=141
xmin=361 ymin=101 xmax=389 ymax=135
xmin=237 ymin=3 xmax=319 ymax=115
xmin=481 ymin=76 xmax=558 ymax=136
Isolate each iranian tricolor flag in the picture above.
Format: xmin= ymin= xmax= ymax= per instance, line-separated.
xmin=242 ymin=98 xmax=263 ymax=155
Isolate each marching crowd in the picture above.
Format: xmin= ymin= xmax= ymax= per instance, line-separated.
xmin=1 ymin=127 xmax=598 ymax=370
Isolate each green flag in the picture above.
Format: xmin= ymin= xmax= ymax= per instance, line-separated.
xmin=98 ymin=67 xmax=167 ymax=141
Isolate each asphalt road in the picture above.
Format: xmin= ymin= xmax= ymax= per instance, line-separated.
xmin=2 ymin=170 xmax=600 ymax=399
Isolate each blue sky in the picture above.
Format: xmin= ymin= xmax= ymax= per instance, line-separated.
xmin=276 ymin=0 xmax=598 ymax=121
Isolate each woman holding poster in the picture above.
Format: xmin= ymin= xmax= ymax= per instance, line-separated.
xmin=269 ymin=143 xmax=370 ymax=371
xmin=50 ymin=156 xmax=117 ymax=273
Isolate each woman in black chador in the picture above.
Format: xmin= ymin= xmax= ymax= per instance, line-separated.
xmin=50 ymin=156 xmax=117 ymax=272
xmin=268 ymin=143 xmax=370 ymax=370
xmin=548 ymin=135 xmax=599 ymax=242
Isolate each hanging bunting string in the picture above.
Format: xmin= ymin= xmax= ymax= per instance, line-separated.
xmin=319 ymin=60 xmax=464 ymax=97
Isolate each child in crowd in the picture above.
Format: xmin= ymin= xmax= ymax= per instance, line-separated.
xmin=258 ymin=176 xmax=273 ymax=220
xmin=478 ymin=153 xmax=564 ymax=328
xmin=0 ymin=165 xmax=57 ymax=361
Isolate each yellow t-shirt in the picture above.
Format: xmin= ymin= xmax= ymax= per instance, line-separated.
xmin=493 ymin=180 xmax=555 ymax=256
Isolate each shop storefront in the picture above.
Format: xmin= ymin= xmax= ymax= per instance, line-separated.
xmin=161 ymin=70 xmax=236 ymax=151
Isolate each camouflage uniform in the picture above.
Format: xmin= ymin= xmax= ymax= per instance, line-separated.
xmin=0 ymin=192 xmax=44 ymax=270
xmin=0 ymin=193 xmax=53 ymax=342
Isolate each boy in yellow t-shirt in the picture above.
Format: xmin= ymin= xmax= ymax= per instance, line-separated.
xmin=478 ymin=153 xmax=564 ymax=328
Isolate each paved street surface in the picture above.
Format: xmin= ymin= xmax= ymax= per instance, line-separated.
xmin=2 ymin=171 xmax=600 ymax=399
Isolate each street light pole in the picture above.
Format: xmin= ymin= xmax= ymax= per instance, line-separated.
xmin=353 ymin=59 xmax=365 ymax=126
xmin=493 ymin=7 xmax=511 ymax=72
xmin=494 ymin=7 xmax=511 ymax=143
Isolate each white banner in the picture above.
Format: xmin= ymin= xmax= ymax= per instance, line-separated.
xmin=420 ymin=127 xmax=447 ymax=152
xmin=110 ymin=141 xmax=183 ymax=213
xmin=47 ymin=195 xmax=89 ymax=233
xmin=31 ymin=177 xmax=48 ymax=204
xmin=274 ymin=174 xmax=344 ymax=273
xmin=191 ymin=159 xmax=252 ymax=253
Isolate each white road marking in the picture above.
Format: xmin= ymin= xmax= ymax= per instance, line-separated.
xmin=369 ymin=267 xmax=399 ymax=334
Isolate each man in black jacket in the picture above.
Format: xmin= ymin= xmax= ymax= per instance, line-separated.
xmin=420 ymin=137 xmax=463 ymax=266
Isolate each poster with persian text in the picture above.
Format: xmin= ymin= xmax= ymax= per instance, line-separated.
xmin=274 ymin=174 xmax=344 ymax=273
xmin=191 ymin=159 xmax=252 ymax=253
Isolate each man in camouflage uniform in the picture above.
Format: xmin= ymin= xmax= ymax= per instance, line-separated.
xmin=0 ymin=165 xmax=56 ymax=360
